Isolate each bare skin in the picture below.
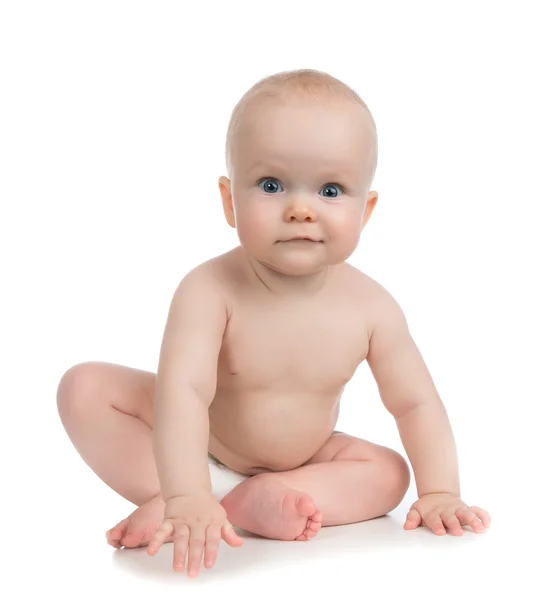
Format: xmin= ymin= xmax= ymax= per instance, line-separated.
xmin=57 ymin=84 xmax=490 ymax=578
xmin=206 ymin=248 xmax=370 ymax=477
xmin=98 ymin=248 xmax=385 ymax=547
xmin=57 ymin=250 xmax=410 ymax=563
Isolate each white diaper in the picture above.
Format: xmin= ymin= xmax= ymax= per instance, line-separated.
xmin=208 ymin=453 xmax=250 ymax=501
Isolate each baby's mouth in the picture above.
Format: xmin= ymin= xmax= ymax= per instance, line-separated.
xmin=278 ymin=238 xmax=324 ymax=243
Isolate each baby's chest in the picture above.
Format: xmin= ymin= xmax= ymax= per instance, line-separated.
xmin=218 ymin=304 xmax=369 ymax=390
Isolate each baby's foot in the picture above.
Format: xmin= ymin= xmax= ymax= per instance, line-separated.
xmin=106 ymin=493 xmax=170 ymax=549
xmin=220 ymin=476 xmax=323 ymax=541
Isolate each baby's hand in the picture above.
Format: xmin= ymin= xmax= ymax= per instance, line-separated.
xmin=147 ymin=493 xmax=243 ymax=577
xmin=403 ymin=493 xmax=491 ymax=536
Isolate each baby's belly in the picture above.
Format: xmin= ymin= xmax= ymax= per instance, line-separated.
xmin=207 ymin=390 xmax=342 ymax=475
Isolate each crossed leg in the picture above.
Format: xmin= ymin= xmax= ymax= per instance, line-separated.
xmin=220 ymin=431 xmax=411 ymax=541
xmin=57 ymin=362 xmax=410 ymax=547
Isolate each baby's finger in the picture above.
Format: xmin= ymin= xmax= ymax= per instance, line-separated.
xmin=424 ymin=511 xmax=446 ymax=535
xmin=203 ymin=526 xmax=221 ymax=569
xmin=440 ymin=510 xmax=463 ymax=536
xmin=456 ymin=508 xmax=487 ymax=533
xmin=147 ymin=520 xmax=174 ymax=556
xmin=187 ymin=528 xmax=206 ymax=578
xmin=222 ymin=519 xmax=244 ymax=546
xmin=469 ymin=506 xmax=491 ymax=528
xmin=172 ymin=524 xmax=190 ymax=572
xmin=404 ymin=508 xmax=421 ymax=530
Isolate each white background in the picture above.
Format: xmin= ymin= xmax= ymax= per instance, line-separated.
xmin=1 ymin=1 xmax=543 ymax=597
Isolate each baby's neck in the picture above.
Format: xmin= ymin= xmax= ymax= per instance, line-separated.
xmin=237 ymin=247 xmax=337 ymax=298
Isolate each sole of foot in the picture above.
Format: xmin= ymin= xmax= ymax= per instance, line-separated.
xmin=220 ymin=476 xmax=323 ymax=541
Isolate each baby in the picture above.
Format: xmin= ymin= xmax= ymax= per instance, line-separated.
xmin=57 ymin=69 xmax=490 ymax=578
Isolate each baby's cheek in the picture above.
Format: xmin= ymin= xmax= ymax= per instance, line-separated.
xmin=330 ymin=215 xmax=362 ymax=243
xmin=327 ymin=219 xmax=363 ymax=259
xmin=237 ymin=207 xmax=271 ymax=243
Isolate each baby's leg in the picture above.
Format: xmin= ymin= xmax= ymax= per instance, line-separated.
xmin=57 ymin=361 xmax=159 ymax=505
xmin=57 ymin=361 xmax=165 ymax=548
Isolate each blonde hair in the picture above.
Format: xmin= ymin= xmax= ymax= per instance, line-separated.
xmin=225 ymin=69 xmax=378 ymax=187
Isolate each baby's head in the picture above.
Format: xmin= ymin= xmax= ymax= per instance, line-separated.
xmin=219 ymin=69 xmax=379 ymax=276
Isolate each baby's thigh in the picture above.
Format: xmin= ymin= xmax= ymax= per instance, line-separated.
xmin=57 ymin=361 xmax=156 ymax=427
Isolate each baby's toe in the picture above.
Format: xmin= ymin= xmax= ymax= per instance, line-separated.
xmin=106 ymin=536 xmax=122 ymax=549
xmin=309 ymin=510 xmax=323 ymax=524
xmin=308 ymin=519 xmax=322 ymax=532
xmin=295 ymin=525 xmax=319 ymax=541
xmin=121 ymin=529 xmax=146 ymax=548
xmin=305 ymin=514 xmax=322 ymax=536
xmin=295 ymin=495 xmax=316 ymax=518
xmin=295 ymin=510 xmax=323 ymax=541
xmin=106 ymin=518 xmax=128 ymax=547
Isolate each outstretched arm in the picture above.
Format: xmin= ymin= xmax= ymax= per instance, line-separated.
xmin=366 ymin=282 xmax=490 ymax=535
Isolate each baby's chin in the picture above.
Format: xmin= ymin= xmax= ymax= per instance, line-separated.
xmin=260 ymin=248 xmax=334 ymax=275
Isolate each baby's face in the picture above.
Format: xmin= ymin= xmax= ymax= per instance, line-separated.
xmin=222 ymin=99 xmax=377 ymax=275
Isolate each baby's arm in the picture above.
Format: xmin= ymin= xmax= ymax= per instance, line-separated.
xmin=153 ymin=265 xmax=228 ymax=501
xmin=366 ymin=283 xmax=460 ymax=498
xmin=366 ymin=283 xmax=491 ymax=535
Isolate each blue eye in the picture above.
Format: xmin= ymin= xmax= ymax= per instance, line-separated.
xmin=320 ymin=184 xmax=344 ymax=199
xmin=258 ymin=178 xmax=283 ymax=194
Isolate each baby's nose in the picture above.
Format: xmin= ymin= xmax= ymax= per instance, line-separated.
xmin=284 ymin=199 xmax=317 ymax=221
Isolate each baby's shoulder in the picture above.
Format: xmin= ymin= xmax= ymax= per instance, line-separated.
xmin=341 ymin=262 xmax=388 ymax=301
xmin=341 ymin=263 xmax=404 ymax=327
xmin=172 ymin=249 xmax=240 ymax=314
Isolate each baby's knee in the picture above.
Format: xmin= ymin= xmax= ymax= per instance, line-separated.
xmin=382 ymin=449 xmax=411 ymax=504
xmin=56 ymin=361 xmax=105 ymax=417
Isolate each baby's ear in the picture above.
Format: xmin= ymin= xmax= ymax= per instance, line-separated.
xmin=218 ymin=177 xmax=236 ymax=228
xmin=218 ymin=175 xmax=231 ymax=191
xmin=361 ymin=191 xmax=379 ymax=230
